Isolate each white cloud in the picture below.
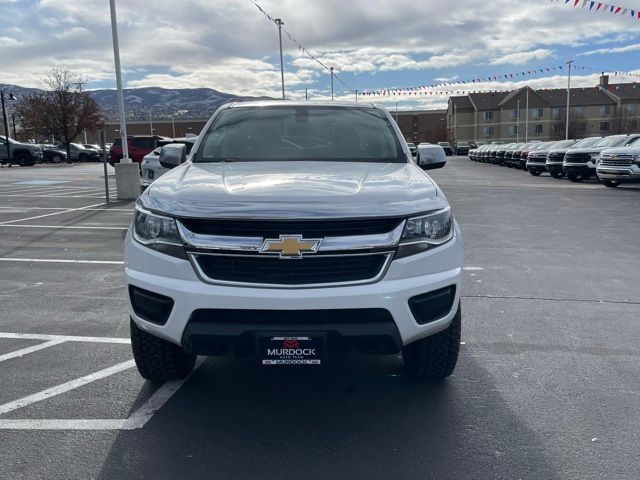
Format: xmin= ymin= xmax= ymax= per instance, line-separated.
xmin=577 ymin=43 xmax=640 ymax=56
xmin=490 ymin=49 xmax=554 ymax=66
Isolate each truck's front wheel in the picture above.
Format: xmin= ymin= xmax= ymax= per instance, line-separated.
xmin=402 ymin=305 xmax=461 ymax=380
xmin=130 ymin=318 xmax=196 ymax=382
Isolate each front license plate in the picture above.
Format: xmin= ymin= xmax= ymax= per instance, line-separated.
xmin=258 ymin=334 xmax=325 ymax=365
xmin=147 ymin=170 xmax=154 ymax=179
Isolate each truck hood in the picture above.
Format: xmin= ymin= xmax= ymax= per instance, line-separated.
xmin=599 ymin=147 xmax=640 ymax=155
xmin=569 ymin=146 xmax=616 ymax=154
xmin=141 ymin=161 xmax=445 ymax=219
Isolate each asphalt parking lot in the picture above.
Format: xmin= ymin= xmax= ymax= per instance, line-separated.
xmin=0 ymin=158 xmax=639 ymax=479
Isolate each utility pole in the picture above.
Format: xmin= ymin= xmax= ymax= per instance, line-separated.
xmin=565 ymin=60 xmax=573 ymax=140
xmin=109 ymin=0 xmax=130 ymax=163
xmin=516 ymin=99 xmax=520 ymax=143
xmin=149 ymin=111 xmax=154 ymax=135
xmin=171 ymin=115 xmax=176 ymax=138
xmin=330 ymin=67 xmax=334 ymax=100
xmin=305 ymin=88 xmax=308 ymax=100
xmin=11 ymin=113 xmax=17 ymax=140
xmin=83 ymin=130 xmax=88 ymax=144
xmin=275 ymin=19 xmax=285 ymax=100
xmin=355 ymin=90 xmax=358 ymax=102
xmin=525 ymin=87 xmax=529 ymax=142
xmin=1 ymin=90 xmax=16 ymax=166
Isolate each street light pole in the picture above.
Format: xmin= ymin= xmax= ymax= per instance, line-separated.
xmin=525 ymin=87 xmax=529 ymax=142
xmin=330 ymin=67 xmax=334 ymax=100
xmin=171 ymin=115 xmax=176 ymax=137
xmin=355 ymin=90 xmax=358 ymax=102
xmin=11 ymin=113 xmax=17 ymax=140
xmin=149 ymin=111 xmax=153 ymax=135
xmin=109 ymin=0 xmax=130 ymax=163
xmin=275 ymin=18 xmax=285 ymax=100
xmin=516 ymin=99 xmax=520 ymax=143
xmin=1 ymin=90 xmax=15 ymax=166
xmin=565 ymin=60 xmax=573 ymax=140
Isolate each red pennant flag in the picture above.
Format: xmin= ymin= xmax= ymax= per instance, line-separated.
xmin=574 ymin=0 xmax=580 ymax=6
xmin=596 ymin=2 xmax=602 ymax=10
xmin=614 ymin=6 xmax=621 ymax=13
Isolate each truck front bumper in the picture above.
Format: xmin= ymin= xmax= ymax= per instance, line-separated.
xmin=597 ymin=165 xmax=640 ymax=181
xmin=563 ymin=162 xmax=595 ymax=175
xmin=125 ymin=224 xmax=464 ymax=353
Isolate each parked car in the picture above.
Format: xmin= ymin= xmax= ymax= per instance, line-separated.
xmin=493 ymin=143 xmax=515 ymax=165
xmin=0 ymin=135 xmax=42 ymax=166
xmin=508 ymin=142 xmax=541 ymax=169
xmin=109 ymin=135 xmax=170 ymax=166
xmin=126 ymin=101 xmax=462 ymax=382
xmin=503 ymin=143 xmax=525 ymax=167
xmin=406 ymin=142 xmax=417 ymax=157
xmin=546 ymin=137 xmax=601 ymax=179
xmin=438 ymin=141 xmax=453 ymax=156
xmin=83 ymin=144 xmax=102 ymax=152
xmin=455 ymin=141 xmax=470 ymax=156
xmin=517 ymin=142 xmax=546 ymax=170
xmin=416 ymin=143 xmax=447 ymax=169
xmin=597 ymin=143 xmax=640 ymax=187
xmin=40 ymin=144 xmax=68 ymax=163
xmin=526 ymin=141 xmax=568 ymax=176
xmin=55 ymin=143 xmax=100 ymax=162
xmin=140 ymin=137 xmax=197 ymax=190
xmin=563 ymin=134 xmax=640 ymax=182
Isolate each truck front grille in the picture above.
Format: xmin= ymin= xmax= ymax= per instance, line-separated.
xmin=564 ymin=153 xmax=591 ymax=164
xmin=192 ymin=253 xmax=390 ymax=287
xmin=547 ymin=152 xmax=565 ymax=162
xmin=599 ymin=155 xmax=634 ymax=167
xmin=179 ymin=217 xmax=402 ymax=238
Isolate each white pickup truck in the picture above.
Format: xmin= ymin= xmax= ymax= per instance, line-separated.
xmin=597 ymin=144 xmax=640 ymax=187
xmin=125 ymin=101 xmax=463 ymax=382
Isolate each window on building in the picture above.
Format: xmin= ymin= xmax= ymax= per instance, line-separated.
xmin=534 ymin=125 xmax=543 ymax=134
xmin=533 ymin=108 xmax=544 ymax=119
xmin=624 ymin=104 xmax=638 ymax=115
xmin=601 ymin=105 xmax=611 ymax=116
xmin=484 ymin=111 xmax=493 ymax=121
xmin=573 ymin=106 xmax=586 ymax=116
xmin=508 ymin=125 xmax=519 ymax=136
xmin=510 ymin=109 xmax=518 ymax=120
xmin=600 ymin=122 xmax=610 ymax=131
xmin=484 ymin=126 xmax=494 ymax=137
xmin=553 ymin=124 xmax=564 ymax=133
xmin=552 ymin=107 xmax=565 ymax=118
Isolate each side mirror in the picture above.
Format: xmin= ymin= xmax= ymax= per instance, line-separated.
xmin=416 ymin=144 xmax=447 ymax=170
xmin=159 ymin=143 xmax=187 ymax=169
xmin=422 ymin=161 xmax=446 ymax=170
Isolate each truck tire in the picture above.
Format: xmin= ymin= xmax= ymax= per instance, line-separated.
xmin=78 ymin=153 xmax=88 ymax=162
xmin=528 ymin=169 xmax=541 ymax=176
xmin=130 ymin=318 xmax=196 ymax=382
xmin=551 ymin=171 xmax=564 ymax=179
xmin=567 ymin=173 xmax=582 ymax=182
xmin=602 ymin=180 xmax=620 ymax=188
xmin=402 ymin=304 xmax=461 ymax=380
xmin=15 ymin=152 xmax=33 ymax=167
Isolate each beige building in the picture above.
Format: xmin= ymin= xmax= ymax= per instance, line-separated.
xmin=447 ymin=75 xmax=640 ymax=143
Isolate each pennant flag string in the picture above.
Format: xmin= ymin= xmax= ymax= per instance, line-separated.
xmin=551 ymin=0 xmax=640 ymax=20
xmin=253 ymin=1 xmax=355 ymax=94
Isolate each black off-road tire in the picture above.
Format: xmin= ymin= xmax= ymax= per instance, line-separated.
xmin=567 ymin=172 xmax=582 ymax=182
xmin=15 ymin=152 xmax=33 ymax=166
xmin=528 ymin=169 xmax=542 ymax=176
xmin=130 ymin=318 xmax=196 ymax=382
xmin=403 ymin=304 xmax=461 ymax=381
xmin=602 ymin=180 xmax=620 ymax=188
xmin=551 ymin=171 xmax=565 ymax=179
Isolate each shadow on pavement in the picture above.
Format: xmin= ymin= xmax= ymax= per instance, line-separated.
xmin=98 ymin=352 xmax=557 ymax=480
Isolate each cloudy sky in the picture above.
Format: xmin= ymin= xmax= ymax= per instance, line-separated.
xmin=2 ymin=0 xmax=640 ymax=109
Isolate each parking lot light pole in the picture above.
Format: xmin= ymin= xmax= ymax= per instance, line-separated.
xmin=149 ymin=112 xmax=153 ymax=135
xmin=171 ymin=114 xmax=176 ymax=137
xmin=516 ymin=100 xmax=520 ymax=143
xmin=565 ymin=60 xmax=573 ymax=140
xmin=1 ymin=90 xmax=16 ymax=166
xmin=330 ymin=67 xmax=334 ymax=100
xmin=109 ymin=0 xmax=139 ymax=200
xmin=275 ymin=19 xmax=285 ymax=100
xmin=525 ymin=87 xmax=529 ymax=142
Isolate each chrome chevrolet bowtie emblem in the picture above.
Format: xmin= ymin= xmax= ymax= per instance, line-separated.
xmin=260 ymin=235 xmax=323 ymax=259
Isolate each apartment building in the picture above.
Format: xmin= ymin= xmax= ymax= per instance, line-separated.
xmin=447 ymin=75 xmax=640 ymax=143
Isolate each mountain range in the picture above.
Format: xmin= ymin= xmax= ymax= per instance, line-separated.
xmin=0 ymin=84 xmax=270 ymax=120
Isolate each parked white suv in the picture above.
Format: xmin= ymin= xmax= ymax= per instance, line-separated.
xmin=140 ymin=137 xmax=197 ymax=190
xmin=597 ymin=144 xmax=640 ymax=187
xmin=126 ymin=101 xmax=463 ymax=382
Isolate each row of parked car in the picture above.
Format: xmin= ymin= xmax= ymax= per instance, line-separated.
xmin=0 ymin=135 xmax=105 ymax=166
xmin=467 ymin=134 xmax=640 ymax=187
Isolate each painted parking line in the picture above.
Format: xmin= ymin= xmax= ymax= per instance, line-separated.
xmin=0 ymin=339 xmax=67 ymax=363
xmin=0 ymin=360 xmax=136 ymax=415
xmin=0 ymin=207 xmax=133 ymax=212
xmin=0 ymin=202 xmax=106 ymax=226
xmin=0 ymin=332 xmax=130 ymax=344
xmin=0 ymin=224 xmax=128 ymax=230
xmin=0 ymin=258 xmax=124 ymax=265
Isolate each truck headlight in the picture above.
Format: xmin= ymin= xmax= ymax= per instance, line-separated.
xmin=133 ymin=207 xmax=186 ymax=258
xmin=634 ymin=154 xmax=640 ymax=166
xmin=397 ymin=207 xmax=453 ymax=258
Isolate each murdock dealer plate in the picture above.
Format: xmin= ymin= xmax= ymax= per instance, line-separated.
xmin=258 ymin=335 xmax=325 ymax=365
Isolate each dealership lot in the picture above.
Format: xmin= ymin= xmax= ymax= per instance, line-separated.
xmin=0 ymin=160 xmax=639 ymax=479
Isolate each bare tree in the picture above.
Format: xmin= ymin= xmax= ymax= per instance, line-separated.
xmin=550 ymin=109 xmax=585 ymax=140
xmin=610 ymin=105 xmax=638 ymax=134
xmin=16 ymin=66 xmax=102 ymax=160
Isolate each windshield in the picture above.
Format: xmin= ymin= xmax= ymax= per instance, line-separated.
xmin=551 ymin=140 xmax=576 ymax=149
xmin=195 ymin=106 xmax=404 ymax=163
xmin=572 ymin=137 xmax=602 ymax=148
xmin=593 ymin=135 xmax=633 ymax=148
